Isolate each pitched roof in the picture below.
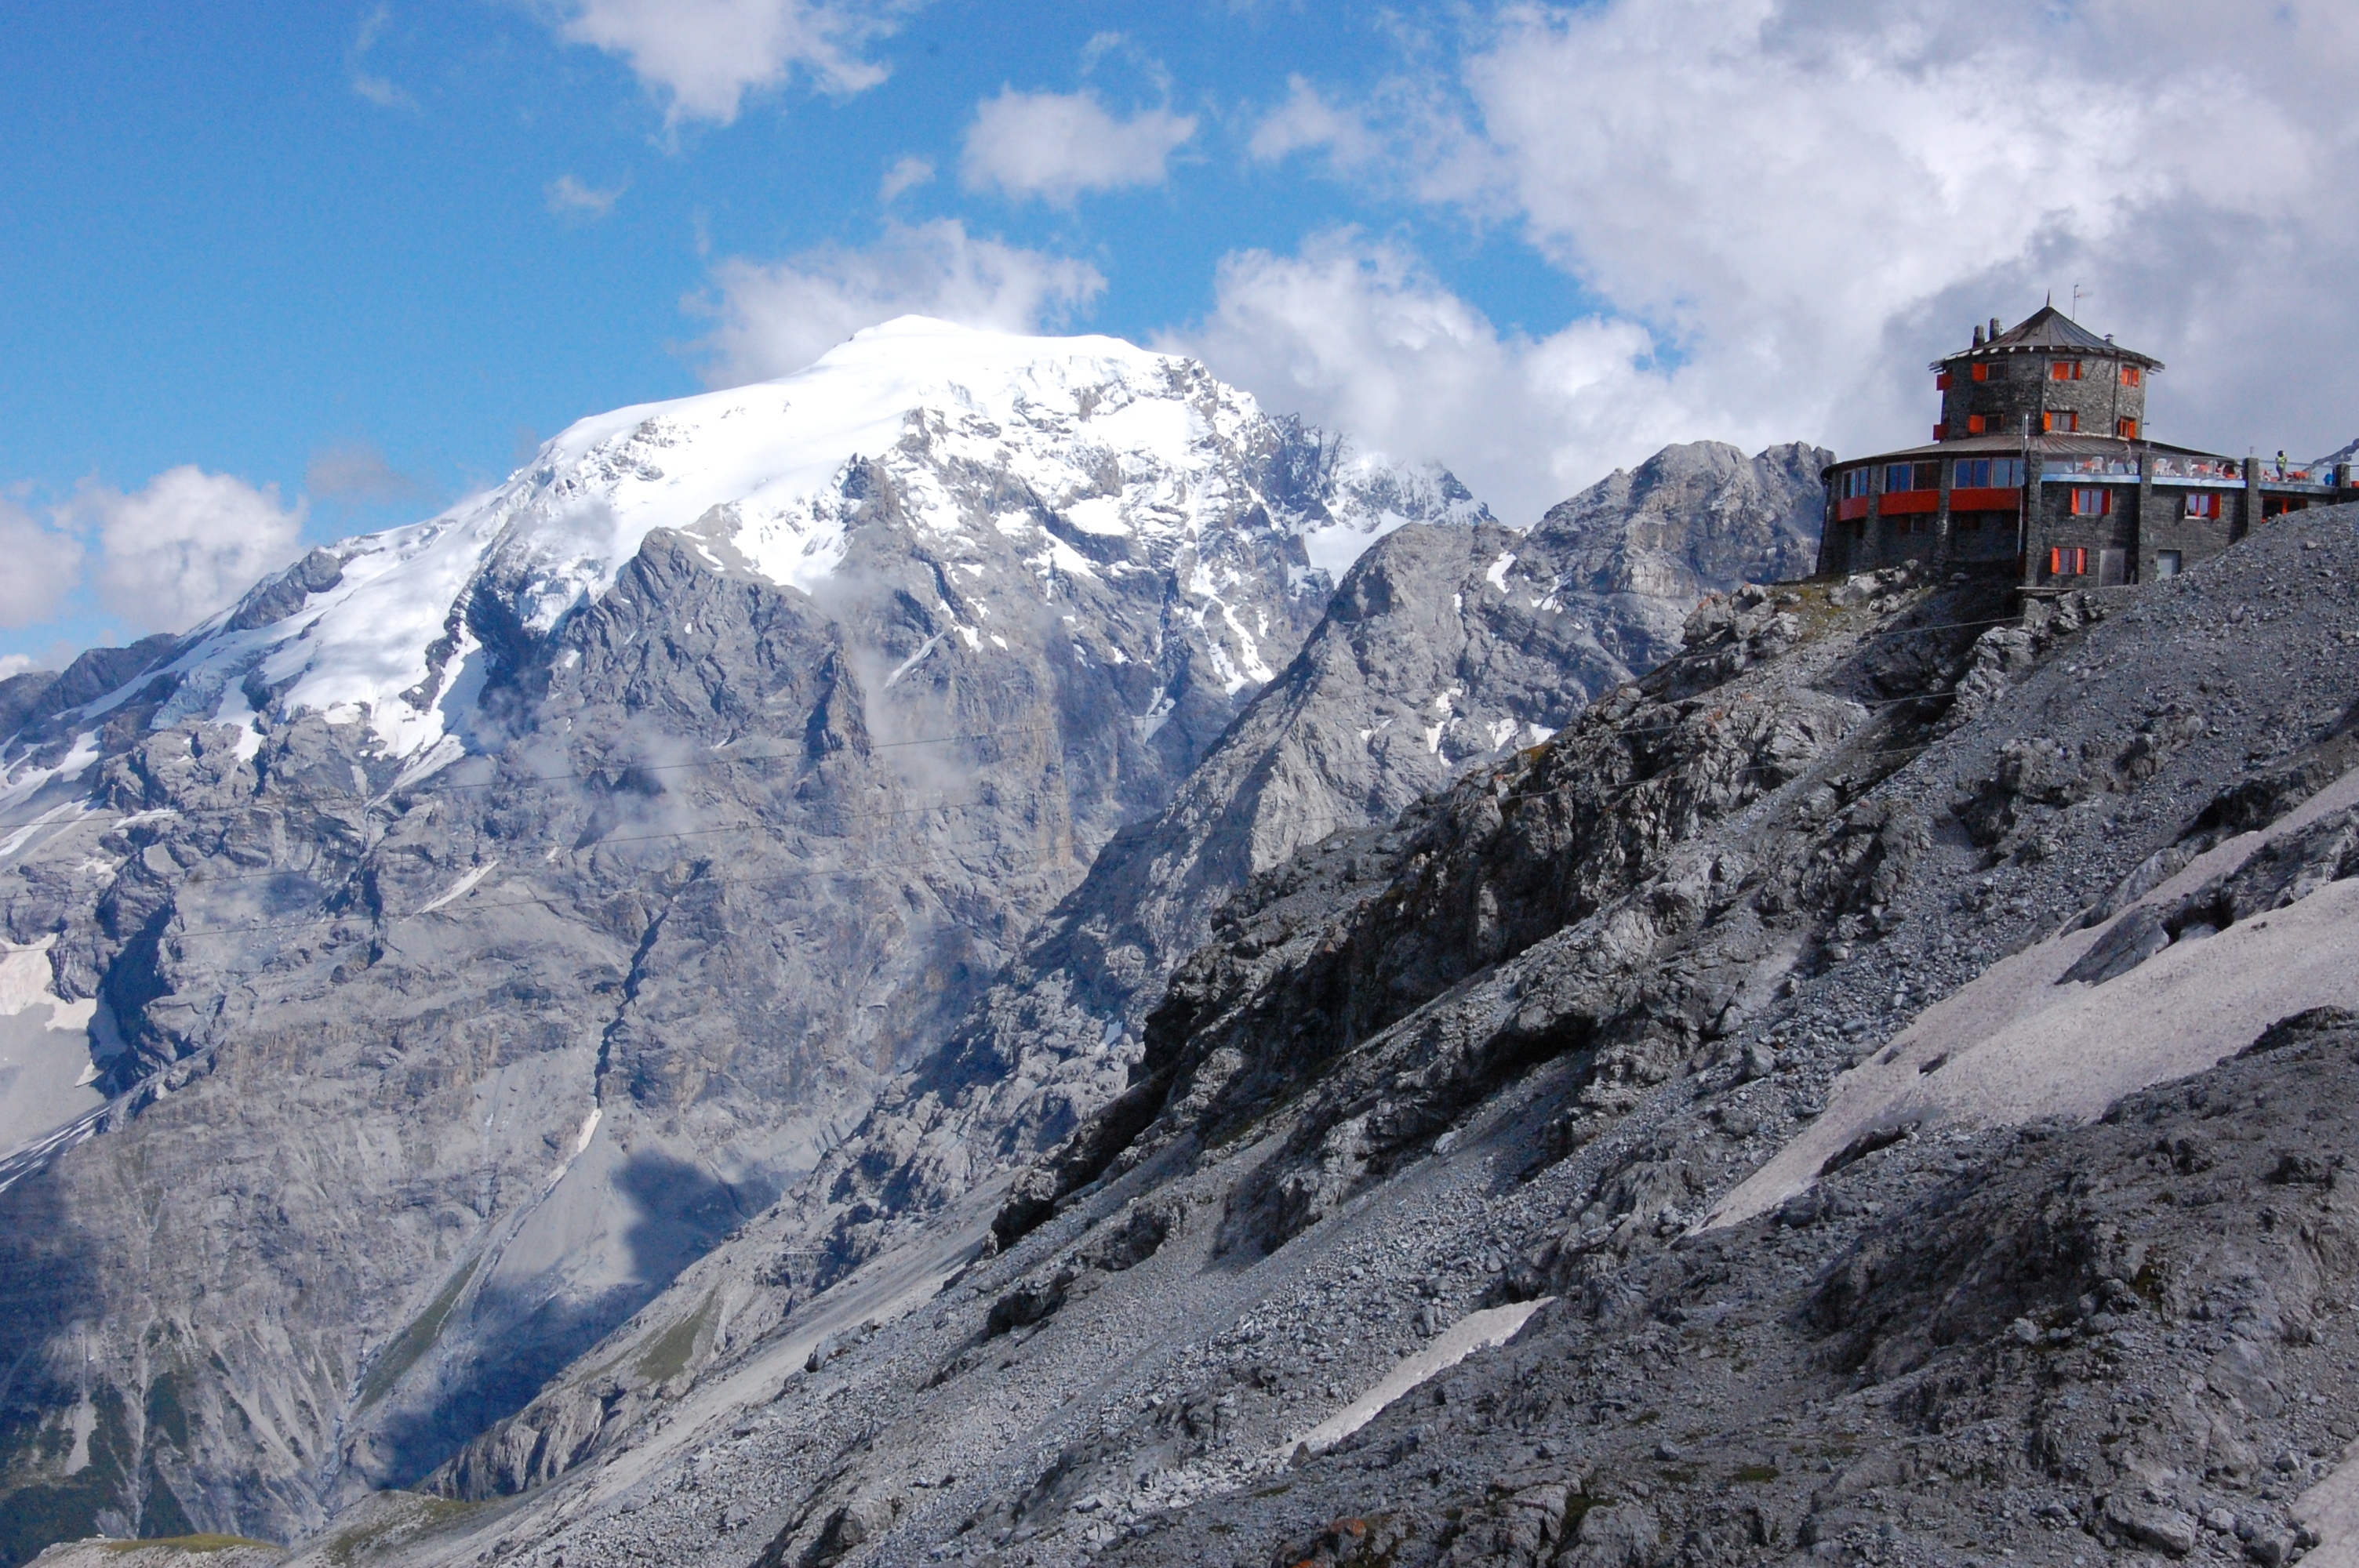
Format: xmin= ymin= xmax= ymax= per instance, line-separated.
xmin=1935 ymin=304 xmax=2165 ymax=370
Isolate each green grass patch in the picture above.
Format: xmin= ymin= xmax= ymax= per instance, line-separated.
xmin=632 ymin=1290 xmax=719 ymax=1385
xmin=322 ymin=1497 xmax=482 ymax=1567
xmin=104 ymin=1535 xmax=276 ymax=1554
xmin=1732 ymin=1464 xmax=1781 ymax=1484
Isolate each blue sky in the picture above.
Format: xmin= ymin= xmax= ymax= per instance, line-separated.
xmin=5 ymin=0 xmax=2356 ymax=671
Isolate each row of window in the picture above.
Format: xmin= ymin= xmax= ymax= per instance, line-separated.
xmin=1845 ymin=459 xmax=2223 ymax=509
xmin=2047 ymin=361 xmax=2141 ymax=385
xmin=1939 ymin=360 xmax=2143 ymax=386
xmin=1849 ymin=456 xmax=2029 ymax=495
xmin=1939 ymin=412 xmax=2139 ymax=437
xmin=1954 ymin=457 xmax=2026 ymax=488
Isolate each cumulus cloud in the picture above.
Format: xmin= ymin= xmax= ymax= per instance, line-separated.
xmin=0 ymin=654 xmax=38 ymax=681
xmin=1234 ymin=0 xmax=2359 ymax=509
xmin=0 ymin=498 xmax=84 ymax=631
xmin=71 ymin=468 xmax=307 ymax=635
xmin=306 ymin=442 xmax=420 ymax=503
xmin=550 ymin=0 xmax=900 ymax=125
xmin=961 ymin=89 xmax=1196 ymax=205
xmin=691 ymin=219 xmax=1107 ymax=385
xmin=878 ymin=154 xmax=935 ymax=202
xmin=1166 ymin=234 xmax=1714 ymax=527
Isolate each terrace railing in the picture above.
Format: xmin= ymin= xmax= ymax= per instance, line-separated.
xmin=2041 ymin=456 xmax=2141 ymax=479
xmin=2152 ymin=456 xmax=2241 ymax=481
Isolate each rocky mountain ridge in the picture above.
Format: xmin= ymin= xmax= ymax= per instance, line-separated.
xmin=0 ymin=317 xmax=1827 ymax=1565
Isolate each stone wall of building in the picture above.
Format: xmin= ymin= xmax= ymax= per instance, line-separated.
xmin=1939 ymin=352 xmax=2148 ymax=439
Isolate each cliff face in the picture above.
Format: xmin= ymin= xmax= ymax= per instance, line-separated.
xmin=322 ymin=503 xmax=2359 ymax=1568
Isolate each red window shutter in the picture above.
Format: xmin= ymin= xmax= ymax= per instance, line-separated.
xmin=1967 ymin=415 xmax=1986 ymax=434
xmin=1972 ymin=362 xmax=1990 ymax=382
xmin=1937 ymin=372 xmax=1952 ymax=390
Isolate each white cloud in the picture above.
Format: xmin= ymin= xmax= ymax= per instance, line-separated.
xmin=71 ymin=468 xmax=306 ymax=636
xmin=551 ymin=0 xmax=899 ymax=125
xmin=1238 ymin=0 xmax=2359 ymax=500
xmin=879 ymin=154 xmax=935 ymax=202
xmin=351 ymin=74 xmax=413 ymax=109
xmin=1248 ymin=75 xmax=1379 ymax=167
xmin=1166 ymin=234 xmax=1714 ymax=527
xmin=0 ymin=498 xmax=84 ymax=631
xmin=960 ymin=89 xmax=1196 ymax=205
xmin=545 ymin=173 xmax=626 ymax=220
xmin=350 ymin=5 xmax=415 ymax=109
xmin=1452 ymin=0 xmax=2359 ymax=463
xmin=0 ymin=653 xmax=37 ymax=681
xmin=690 ymin=219 xmax=1107 ymax=385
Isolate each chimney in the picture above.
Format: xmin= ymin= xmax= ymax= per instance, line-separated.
xmin=1990 ymin=317 xmax=2002 ymax=339
xmin=1972 ymin=324 xmax=1986 ymax=347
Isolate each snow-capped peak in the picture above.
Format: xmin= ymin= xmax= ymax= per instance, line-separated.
xmin=56 ymin=318 xmax=1488 ymax=761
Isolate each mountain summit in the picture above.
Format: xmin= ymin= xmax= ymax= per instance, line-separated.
xmin=0 ymin=320 xmax=1492 ymax=1544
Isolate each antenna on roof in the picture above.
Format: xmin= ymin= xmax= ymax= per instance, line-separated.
xmin=2071 ymin=281 xmax=2089 ymax=318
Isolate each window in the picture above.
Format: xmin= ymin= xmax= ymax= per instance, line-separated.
xmin=2052 ymin=359 xmax=2085 ymax=381
xmin=2154 ymin=550 xmax=2183 ymax=578
xmin=1885 ymin=463 xmax=1939 ymax=492
xmin=2119 ymin=365 xmax=2142 ymax=387
xmin=2184 ymin=492 xmax=2219 ymax=520
xmin=1954 ymin=457 xmax=2026 ymax=488
xmin=1971 ymin=362 xmax=1991 ymax=383
xmin=2071 ymin=487 xmax=2111 ymax=516
xmin=2043 ymin=410 xmax=2080 ymax=434
xmin=2117 ymin=418 xmax=2139 ymax=439
xmin=1954 ymin=457 xmax=2026 ymax=487
xmin=1841 ymin=469 xmax=1873 ymax=499
xmin=2050 ymin=546 xmax=2088 ymax=576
